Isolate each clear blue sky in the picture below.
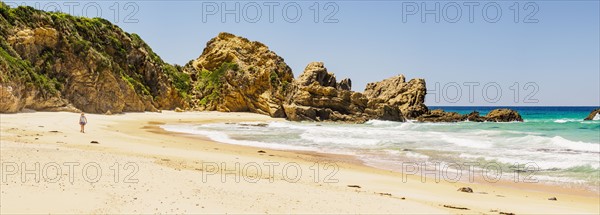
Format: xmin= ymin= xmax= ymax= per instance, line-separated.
xmin=7 ymin=0 xmax=600 ymax=106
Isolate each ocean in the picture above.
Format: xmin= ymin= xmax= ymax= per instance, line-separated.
xmin=162 ymin=106 xmax=600 ymax=191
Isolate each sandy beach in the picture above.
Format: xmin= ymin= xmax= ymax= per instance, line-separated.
xmin=1 ymin=111 xmax=598 ymax=214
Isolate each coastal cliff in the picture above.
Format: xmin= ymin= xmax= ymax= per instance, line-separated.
xmin=0 ymin=3 xmax=188 ymax=113
xmin=1 ymin=4 xmax=522 ymax=122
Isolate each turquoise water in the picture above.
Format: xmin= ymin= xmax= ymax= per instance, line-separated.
xmin=162 ymin=106 xmax=600 ymax=190
xmin=432 ymin=106 xmax=600 ymax=144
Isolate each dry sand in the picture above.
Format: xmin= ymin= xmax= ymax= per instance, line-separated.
xmin=1 ymin=111 xmax=598 ymax=214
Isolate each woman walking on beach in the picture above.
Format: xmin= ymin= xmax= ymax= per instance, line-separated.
xmin=79 ymin=113 xmax=87 ymax=133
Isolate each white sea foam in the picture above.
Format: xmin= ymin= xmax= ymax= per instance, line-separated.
xmin=364 ymin=120 xmax=401 ymax=127
xmin=405 ymin=151 xmax=430 ymax=159
xmin=593 ymin=113 xmax=600 ymax=120
xmin=554 ymin=119 xmax=581 ymax=123
xmin=300 ymin=132 xmax=381 ymax=146
xmin=161 ymin=125 xmax=316 ymax=151
xmin=549 ymin=136 xmax=600 ymax=153
xmin=440 ymin=135 xmax=493 ymax=149
xmin=161 ymin=120 xmax=600 ymax=188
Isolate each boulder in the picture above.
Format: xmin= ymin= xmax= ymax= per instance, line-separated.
xmin=295 ymin=62 xmax=337 ymax=88
xmin=416 ymin=109 xmax=465 ymax=122
xmin=457 ymin=187 xmax=474 ymax=193
xmin=485 ymin=109 xmax=523 ymax=122
xmin=364 ymin=101 xmax=403 ymax=121
xmin=466 ymin=111 xmax=486 ymax=122
xmin=584 ymin=109 xmax=600 ymax=120
xmin=364 ymin=75 xmax=428 ymax=119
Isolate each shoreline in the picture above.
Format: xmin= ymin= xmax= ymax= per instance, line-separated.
xmin=1 ymin=111 xmax=599 ymax=214
xmin=157 ymin=119 xmax=600 ymax=198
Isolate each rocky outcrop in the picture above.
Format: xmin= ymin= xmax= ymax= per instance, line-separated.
xmin=283 ymin=62 xmax=404 ymax=123
xmin=416 ymin=109 xmax=465 ymax=122
xmin=0 ymin=4 xmax=525 ymax=124
xmin=584 ymin=109 xmax=600 ymax=120
xmin=364 ymin=75 xmax=428 ymax=119
xmin=417 ymin=108 xmax=523 ymax=122
xmin=183 ymin=32 xmax=293 ymax=117
xmin=485 ymin=109 xmax=523 ymax=122
xmin=0 ymin=4 xmax=187 ymax=113
xmin=338 ymin=78 xmax=351 ymax=91
xmin=295 ymin=62 xmax=337 ymax=88
xmin=465 ymin=111 xmax=486 ymax=122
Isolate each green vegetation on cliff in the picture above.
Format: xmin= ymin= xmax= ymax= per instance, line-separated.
xmin=196 ymin=62 xmax=238 ymax=105
xmin=0 ymin=3 xmax=191 ymax=112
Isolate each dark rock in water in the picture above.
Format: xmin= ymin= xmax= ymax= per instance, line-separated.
xmin=548 ymin=197 xmax=557 ymax=201
xmin=418 ymin=108 xmax=523 ymax=123
xmin=485 ymin=109 xmax=523 ymax=122
xmin=466 ymin=111 xmax=485 ymax=122
xmin=417 ymin=109 xmax=465 ymax=122
xmin=584 ymin=108 xmax=600 ymax=120
xmin=239 ymin=123 xmax=268 ymax=127
xmin=457 ymin=187 xmax=473 ymax=193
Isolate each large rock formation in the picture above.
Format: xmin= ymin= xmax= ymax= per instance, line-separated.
xmin=183 ymin=32 xmax=293 ymax=117
xmin=0 ymin=4 xmax=188 ymax=113
xmin=364 ymin=75 xmax=428 ymax=119
xmin=283 ymin=62 xmax=404 ymax=123
xmin=0 ymin=4 xmax=524 ymax=124
xmin=584 ymin=108 xmax=600 ymax=120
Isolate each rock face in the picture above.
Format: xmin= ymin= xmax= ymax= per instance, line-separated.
xmin=417 ymin=108 xmax=523 ymax=122
xmin=584 ymin=109 xmax=600 ymax=120
xmin=183 ymin=32 xmax=293 ymax=117
xmin=364 ymin=75 xmax=428 ymax=119
xmin=338 ymin=78 xmax=351 ymax=91
xmin=283 ymin=62 xmax=404 ymax=123
xmin=0 ymin=4 xmax=187 ymax=113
